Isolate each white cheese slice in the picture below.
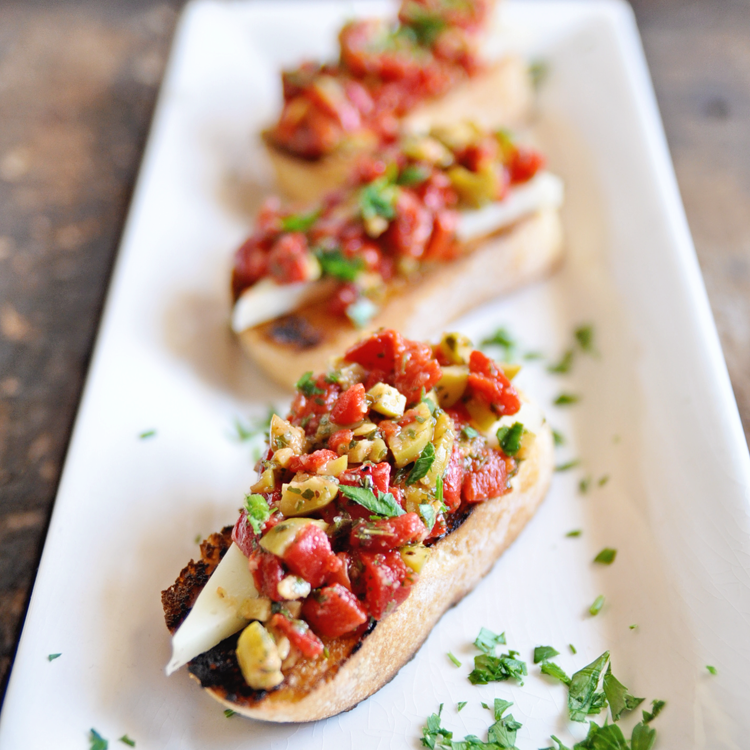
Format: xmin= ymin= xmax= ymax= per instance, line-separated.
xmin=456 ymin=171 xmax=564 ymax=243
xmin=166 ymin=542 xmax=258 ymax=675
xmin=231 ymin=277 xmax=336 ymax=334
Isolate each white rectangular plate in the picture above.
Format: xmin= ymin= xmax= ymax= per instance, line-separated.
xmin=3 ymin=1 xmax=750 ymax=747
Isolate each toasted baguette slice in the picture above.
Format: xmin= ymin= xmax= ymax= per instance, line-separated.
xmin=266 ymin=56 xmax=534 ymax=203
xmin=163 ymin=416 xmax=554 ymax=722
xmin=237 ymin=207 xmax=562 ymax=390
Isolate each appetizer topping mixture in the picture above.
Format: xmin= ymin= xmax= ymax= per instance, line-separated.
xmin=224 ymin=330 xmax=532 ymax=690
xmin=233 ymin=123 xmax=545 ymax=328
xmin=267 ymin=0 xmax=493 ymax=160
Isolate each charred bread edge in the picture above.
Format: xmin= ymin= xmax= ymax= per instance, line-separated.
xmin=265 ymin=56 xmax=534 ymax=203
xmin=199 ymin=417 xmax=553 ymax=722
xmin=237 ymin=207 xmax=563 ymax=390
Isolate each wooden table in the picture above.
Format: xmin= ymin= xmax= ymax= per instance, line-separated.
xmin=1 ymin=0 xmax=748 ymax=701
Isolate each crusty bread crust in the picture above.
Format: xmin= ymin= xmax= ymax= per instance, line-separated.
xmin=237 ymin=208 xmax=563 ymax=390
xmin=195 ymin=417 xmax=554 ymax=722
xmin=266 ymin=56 xmax=534 ymax=203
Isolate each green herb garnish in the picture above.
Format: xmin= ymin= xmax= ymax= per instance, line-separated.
xmin=642 ymin=699 xmax=666 ymax=723
xmin=280 ymin=209 xmax=319 ymax=232
xmin=496 ymin=422 xmax=524 ymax=457
xmin=296 ymin=371 xmax=324 ymax=396
xmin=598 ymin=474 xmax=610 ymax=486
xmin=407 ymin=442 xmax=436 ymax=485
xmin=568 ymin=651 xmax=609 ymax=722
xmin=529 ymin=59 xmax=549 ymax=89
xmin=447 ymin=651 xmax=462 ymax=668
xmin=556 ymin=459 xmax=580 ymax=472
xmin=457 ymin=701 xmax=467 ymax=712
xmin=360 ymin=176 xmax=399 ymax=225
xmin=469 ymin=650 xmax=527 ymax=686
xmin=118 ymin=736 xmax=136 ymax=747
xmin=481 ymin=326 xmax=516 ymax=361
xmin=569 ymin=644 xmax=577 ymax=654
xmin=575 ymin=324 xmax=597 ymax=354
xmin=316 ymin=248 xmax=365 ymax=281
xmin=474 ymin=627 xmax=506 ymax=654
xmin=138 ymin=429 xmax=156 ymax=439
xmin=47 ymin=653 xmax=61 ymax=661
xmin=339 ymin=484 xmax=404 ymax=517
xmin=579 ymin=476 xmax=591 ymax=493
xmin=594 ymin=548 xmax=617 ymax=565
xmin=419 ymin=503 xmax=436 ymax=531
xmin=589 ymin=595 xmax=605 ymax=616
xmin=223 ymin=709 xmax=236 ymax=718
xmin=533 ymin=646 xmax=560 ymax=664
xmin=244 ymin=493 xmax=271 ymax=535
xmin=548 ymin=349 xmax=575 ymax=374
xmin=420 ymin=389 xmax=437 ymax=415
xmin=541 ymin=660 xmax=572 ymax=685
xmin=706 ymin=665 xmax=718 ymax=675
xmin=421 ymin=704 xmax=452 ymax=749
xmin=554 ymin=393 xmax=580 ymax=406
xmin=461 ymin=425 xmax=479 ymax=440
xmin=566 ymin=529 xmax=582 ymax=538
xmin=603 ymin=663 xmax=644 ymax=721
xmin=89 ymin=729 xmax=108 ymax=750
xmin=552 ymin=429 xmax=566 ymax=446
xmin=398 ymin=164 xmax=430 ymax=186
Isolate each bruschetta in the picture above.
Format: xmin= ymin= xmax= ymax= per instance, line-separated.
xmin=162 ymin=329 xmax=554 ymax=722
xmin=264 ymin=0 xmax=534 ymax=201
xmin=232 ymin=123 xmax=564 ymax=390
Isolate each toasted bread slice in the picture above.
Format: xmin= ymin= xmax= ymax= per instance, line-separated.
xmin=163 ymin=416 xmax=554 ymax=722
xmin=237 ymin=207 xmax=562 ymax=390
xmin=265 ymin=56 xmax=534 ymax=203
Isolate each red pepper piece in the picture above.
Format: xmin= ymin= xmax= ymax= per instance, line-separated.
xmin=331 ymin=383 xmax=368 ymax=425
xmin=251 ymin=550 xmax=286 ymax=602
xmin=359 ymin=550 xmax=412 ymax=620
xmin=349 ymin=512 xmax=427 ymax=551
xmin=269 ymin=613 xmax=324 ymax=659
xmin=283 ymin=524 xmax=342 ymax=589
xmin=288 ymin=449 xmax=339 ymax=474
xmin=467 ymin=350 xmax=520 ymax=416
xmin=393 ymin=339 xmax=442 ymax=405
xmin=442 ymin=443 xmax=465 ymax=512
xmin=462 ymin=447 xmax=513 ymax=503
xmin=344 ymin=329 xmax=405 ymax=373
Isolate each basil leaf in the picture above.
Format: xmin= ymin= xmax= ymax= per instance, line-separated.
xmin=594 ymin=548 xmax=617 ymax=565
xmin=642 ymin=699 xmax=666 ymax=724
xmin=533 ymin=646 xmax=560 ymax=664
xmin=407 ymin=442 xmax=436 ymax=485
xmin=540 ymin=661 xmax=571 ymax=685
xmin=360 ymin=176 xmax=399 ymax=222
xmin=575 ymin=722 xmax=628 ymax=750
xmin=339 ymin=484 xmax=404 ymax=517
xmin=118 ymin=736 xmax=136 ymax=747
xmin=603 ymin=663 xmax=644 ymax=721
xmin=243 ymin=494 xmax=271 ymax=535
xmin=469 ymin=651 xmax=527 ymax=686
xmin=457 ymin=701 xmax=467 ymax=713
xmin=474 ymin=627 xmax=506 ymax=654
xmin=421 ymin=704 xmax=452 ymax=749
xmin=461 ymin=426 xmax=479 ymax=440
xmin=296 ymin=371 xmax=324 ymax=396
xmin=497 ymin=422 xmax=524 ymax=456
xmin=419 ymin=503 xmax=436 ymax=531
xmin=398 ymin=164 xmax=430 ymax=186
xmin=280 ymin=209 xmax=320 ymax=233
xmin=316 ymin=248 xmax=364 ymax=282
xmin=568 ymin=651 xmax=609 ymax=722
xmin=575 ymin=324 xmax=596 ymax=354
xmin=488 ymin=705 xmax=522 ymax=749
xmin=47 ymin=653 xmax=61 ymax=661
xmin=89 ymin=729 xmax=108 ymax=750
xmin=630 ymin=722 xmax=657 ymax=750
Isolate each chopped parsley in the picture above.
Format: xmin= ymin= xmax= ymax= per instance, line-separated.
xmin=243 ymin=493 xmax=271 ymax=535
xmin=359 ymin=175 xmax=399 ymax=227
xmin=569 ymin=644 xmax=577 ymax=654
xmin=194 ymin=533 xmax=202 ymax=544
xmin=296 ymin=371 xmax=324 ymax=396
xmin=404 ymin=9 xmax=447 ymax=46
xmin=579 ymin=476 xmax=591 ymax=493
xmin=497 ymin=422 xmax=524 ymax=457
xmin=223 ymin=709 xmax=236 ymax=718
xmin=568 ymin=651 xmax=609 ymax=722
xmin=481 ymin=326 xmax=517 ymax=361
xmin=556 ymin=459 xmax=580 ymax=472
xmin=603 ymin=663 xmax=644 ymax=721
xmin=593 ymin=548 xmax=617 ymax=565
xmin=468 ymin=630 xmax=527 ymax=686
xmin=552 ymin=429 xmax=566 ymax=446
xmin=548 ymin=349 xmax=575 ymax=374
xmin=589 ymin=595 xmax=605 ymax=616
xmin=533 ymin=646 xmax=560 ymax=664
xmin=419 ymin=503 xmax=436 ymax=531
xmin=280 ymin=208 xmax=320 ymax=232
xmin=574 ymin=324 xmax=597 ymax=354
xmin=629 ymin=624 xmax=638 ymax=630
xmin=554 ymin=393 xmax=580 ymax=406
xmin=421 ymin=704 xmax=452 ymax=749
xmin=474 ymin=627 xmax=506 ymax=654
xmin=138 ymin=429 xmax=156 ymax=439
xmin=523 ymin=350 xmax=545 ymax=361
xmin=47 ymin=653 xmax=61 ymax=661
xmin=461 ymin=425 xmax=479 ymax=440
xmin=457 ymin=701 xmax=467 ymax=713
xmin=706 ymin=665 xmax=718 ymax=675
xmin=338 ymin=484 xmax=404 ymax=517
xmin=89 ymin=729 xmax=108 ymax=750
xmin=566 ymin=529 xmax=582 ymax=538
xmin=598 ymin=475 xmax=610 ymax=487
xmin=529 ymin=59 xmax=549 ymax=89
xmin=407 ymin=442 xmax=436 ymax=484
xmin=315 ymin=248 xmax=364 ymax=282
xmin=420 ymin=389 xmax=438 ymax=415
xmin=118 ymin=736 xmax=136 ymax=747
xmin=447 ymin=652 xmax=462 ymax=668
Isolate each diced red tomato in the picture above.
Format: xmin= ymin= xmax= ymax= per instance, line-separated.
xmin=302 ymin=583 xmax=369 ymax=638
xmin=508 ymin=146 xmax=545 ymax=184
xmin=349 ymin=512 xmax=427 ymax=551
xmin=339 ymin=462 xmax=391 ymax=494
xmin=267 ymin=232 xmax=312 ymax=284
xmin=283 ymin=524 xmax=342 ymax=589
xmin=462 ymin=447 xmax=512 ymax=503
xmin=331 ymin=383 xmax=368 ymax=425
xmin=442 ymin=444 xmax=465 ymax=512
xmin=393 ymin=339 xmax=442 ymax=404
xmin=269 ymin=613 xmax=324 ymax=659
xmin=288 ymin=449 xmax=339 ymax=474
xmin=251 ymin=550 xmax=286 ymax=602
xmin=289 ymin=377 xmax=341 ymax=433
xmin=231 ymin=511 xmax=256 ymax=557
xmin=359 ymin=550 xmax=411 ymax=620
xmin=326 ymin=552 xmax=353 ymax=591
xmin=424 ymin=209 xmax=459 ymax=261
xmin=344 ymin=329 xmax=405 ymax=373
xmin=329 ymin=429 xmax=354 ymax=455
xmin=232 ymin=235 xmax=270 ymax=300
xmin=466 ymin=350 xmax=520 ymax=415
xmin=328 ymin=283 xmax=359 ymax=317
xmin=383 ymin=189 xmax=434 ymax=259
